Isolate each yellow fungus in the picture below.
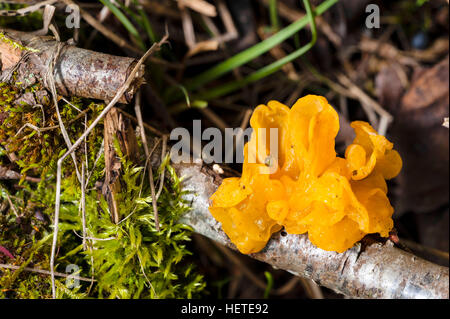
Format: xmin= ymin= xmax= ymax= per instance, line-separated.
xmin=209 ymin=95 xmax=402 ymax=253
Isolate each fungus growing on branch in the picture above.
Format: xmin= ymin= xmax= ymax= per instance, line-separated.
xmin=209 ymin=95 xmax=402 ymax=253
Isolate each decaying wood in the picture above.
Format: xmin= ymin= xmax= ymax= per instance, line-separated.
xmin=174 ymin=162 xmax=449 ymax=299
xmin=0 ymin=29 xmax=145 ymax=103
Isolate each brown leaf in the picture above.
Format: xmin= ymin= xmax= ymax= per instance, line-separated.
xmin=401 ymin=56 xmax=450 ymax=111
xmin=389 ymin=57 xmax=449 ymax=215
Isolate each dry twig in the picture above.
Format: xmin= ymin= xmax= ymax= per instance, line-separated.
xmin=134 ymin=91 xmax=160 ymax=231
xmin=336 ymin=73 xmax=393 ymax=135
xmin=0 ymin=263 xmax=94 ymax=282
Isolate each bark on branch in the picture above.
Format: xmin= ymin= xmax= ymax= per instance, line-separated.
xmin=174 ymin=162 xmax=449 ymax=299
xmin=0 ymin=29 xmax=145 ymax=103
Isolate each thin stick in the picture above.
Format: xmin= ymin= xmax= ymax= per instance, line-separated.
xmin=299 ymin=277 xmax=324 ymax=299
xmin=72 ymin=230 xmax=115 ymax=242
xmin=50 ymin=35 xmax=168 ymax=298
xmin=137 ymin=253 xmax=156 ymax=296
xmin=80 ymin=162 xmax=87 ymax=250
xmin=87 ymin=254 xmax=95 ymax=295
xmin=14 ymin=108 xmax=91 ymax=136
xmin=179 ymin=6 xmax=196 ymax=50
xmin=62 ymin=0 xmax=143 ymax=55
xmin=0 ymin=165 xmax=41 ymax=183
xmin=155 ymin=135 xmax=168 ymax=200
xmin=46 ymin=41 xmax=82 ymax=183
xmin=377 ymin=115 xmax=390 ymax=137
xmin=84 ymin=111 xmax=89 ymax=172
xmin=118 ymin=138 xmax=161 ymax=225
xmin=5 ymin=194 xmax=19 ymax=218
xmin=85 ymin=139 xmax=104 ymax=187
xmin=134 ymin=91 xmax=160 ymax=231
xmin=400 ymin=238 xmax=449 ymax=263
xmin=15 ymin=123 xmax=44 ymax=137
xmin=61 ymin=97 xmax=82 ymax=113
xmin=0 ymin=263 xmax=94 ymax=282
xmin=199 ymin=108 xmax=228 ymax=131
xmin=337 ymin=73 xmax=393 ymax=126
xmin=0 ymin=0 xmax=57 ymax=16
xmin=339 ymin=94 xmax=349 ymax=119
xmin=117 ymin=109 xmax=163 ymax=137
xmin=178 ymin=0 xmax=217 ymax=17
xmin=273 ymin=277 xmax=299 ymax=296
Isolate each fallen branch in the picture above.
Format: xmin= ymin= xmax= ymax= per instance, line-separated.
xmin=0 ymin=29 xmax=145 ymax=103
xmin=175 ymin=162 xmax=449 ymax=299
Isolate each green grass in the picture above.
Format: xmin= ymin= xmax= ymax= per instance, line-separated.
xmin=99 ymin=0 xmax=146 ymax=50
xmin=168 ymin=0 xmax=326 ymax=109
xmin=184 ymin=0 xmax=337 ymax=92
xmin=269 ymin=0 xmax=280 ymax=31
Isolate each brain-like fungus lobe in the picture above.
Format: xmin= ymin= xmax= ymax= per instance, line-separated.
xmin=209 ymin=95 xmax=402 ymax=254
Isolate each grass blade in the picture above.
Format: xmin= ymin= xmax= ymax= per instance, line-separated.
xmin=185 ymin=0 xmax=337 ymax=91
xmin=189 ymin=0 xmax=318 ymax=101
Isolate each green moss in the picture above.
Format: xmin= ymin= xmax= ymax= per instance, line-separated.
xmin=0 ymin=155 xmax=205 ymax=298
xmin=75 ymin=155 xmax=206 ymax=298
xmin=0 ymin=83 xmax=105 ymax=181
xmin=0 ymin=32 xmax=40 ymax=53
xmin=0 ymin=82 xmax=205 ymax=299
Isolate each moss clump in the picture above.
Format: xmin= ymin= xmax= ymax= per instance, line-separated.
xmin=0 ymin=82 xmax=105 ymax=180
xmin=54 ymin=155 xmax=206 ymax=298
xmin=0 ymin=154 xmax=205 ymax=299
xmin=0 ymin=83 xmax=205 ymax=298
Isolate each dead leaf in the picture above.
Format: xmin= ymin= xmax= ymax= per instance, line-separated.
xmin=401 ymin=57 xmax=449 ymax=111
xmin=389 ymin=57 xmax=449 ymax=215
